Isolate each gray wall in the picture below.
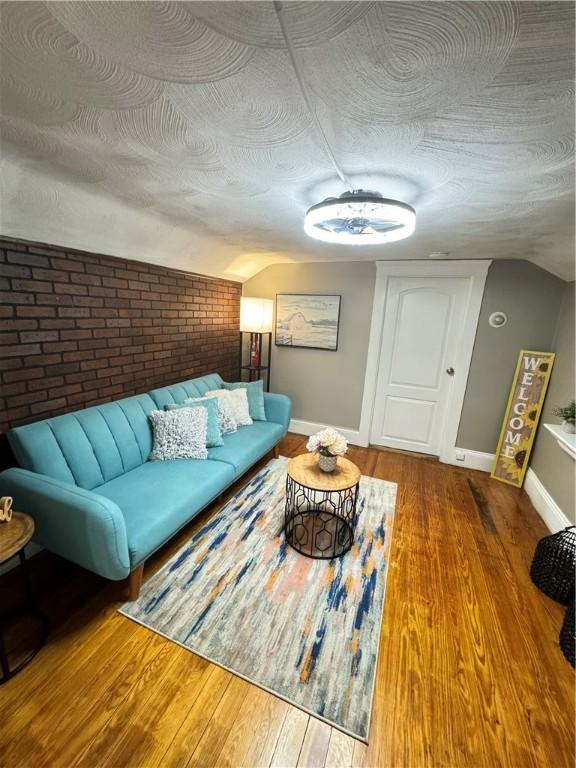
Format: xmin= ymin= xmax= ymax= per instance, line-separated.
xmin=243 ymin=261 xmax=375 ymax=430
xmin=245 ymin=260 xmax=569 ymax=466
xmin=457 ymin=260 xmax=566 ymax=452
xmin=530 ymin=283 xmax=575 ymax=522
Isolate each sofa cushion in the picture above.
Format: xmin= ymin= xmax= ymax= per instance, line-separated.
xmin=148 ymin=373 xmax=224 ymax=410
xmin=8 ymin=393 xmax=157 ymax=490
xmin=223 ymin=379 xmax=266 ymax=421
xmin=207 ymin=421 xmax=285 ymax=477
xmin=96 ymin=458 xmax=235 ymax=566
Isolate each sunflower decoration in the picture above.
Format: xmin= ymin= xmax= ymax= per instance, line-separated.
xmin=499 ymin=433 xmax=533 ymax=482
xmin=525 ymin=400 xmax=540 ymax=424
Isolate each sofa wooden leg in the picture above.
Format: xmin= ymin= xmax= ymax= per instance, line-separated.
xmin=128 ymin=563 xmax=144 ymax=601
xmin=273 ymin=444 xmax=280 ymax=459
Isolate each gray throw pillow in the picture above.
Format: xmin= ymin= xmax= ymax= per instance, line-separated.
xmin=149 ymin=407 xmax=208 ymax=461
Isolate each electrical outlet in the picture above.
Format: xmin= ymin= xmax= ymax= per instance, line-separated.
xmin=455 ymin=451 xmax=466 ymax=462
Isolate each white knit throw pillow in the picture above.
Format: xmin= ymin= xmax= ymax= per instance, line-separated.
xmin=185 ymin=395 xmax=237 ymax=434
xmin=205 ymin=388 xmax=252 ymax=427
xmin=149 ymin=407 xmax=208 ymax=461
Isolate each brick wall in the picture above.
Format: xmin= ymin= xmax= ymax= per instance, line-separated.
xmin=0 ymin=236 xmax=241 ymax=466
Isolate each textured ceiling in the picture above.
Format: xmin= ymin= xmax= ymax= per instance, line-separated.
xmin=0 ymin=1 xmax=574 ymax=281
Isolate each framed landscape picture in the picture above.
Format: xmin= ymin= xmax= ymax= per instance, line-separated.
xmin=275 ymin=294 xmax=341 ymax=351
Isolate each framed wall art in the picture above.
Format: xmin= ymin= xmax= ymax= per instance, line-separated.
xmin=275 ymin=294 xmax=341 ymax=351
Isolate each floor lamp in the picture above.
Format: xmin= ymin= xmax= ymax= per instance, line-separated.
xmin=239 ymin=297 xmax=273 ymax=391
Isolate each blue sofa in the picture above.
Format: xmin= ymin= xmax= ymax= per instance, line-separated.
xmin=0 ymin=373 xmax=291 ymax=598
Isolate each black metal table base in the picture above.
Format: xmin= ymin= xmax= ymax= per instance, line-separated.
xmin=0 ymin=610 xmax=49 ymax=685
xmin=285 ymin=476 xmax=359 ymax=559
xmin=0 ymin=547 xmax=49 ymax=685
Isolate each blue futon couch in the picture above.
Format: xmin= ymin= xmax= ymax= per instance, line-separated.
xmin=0 ymin=373 xmax=291 ymax=598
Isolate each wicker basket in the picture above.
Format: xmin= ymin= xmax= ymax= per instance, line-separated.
xmin=530 ymin=526 xmax=576 ymax=605
xmin=559 ymin=601 xmax=575 ymax=668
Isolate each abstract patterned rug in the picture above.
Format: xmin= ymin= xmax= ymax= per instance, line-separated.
xmin=120 ymin=457 xmax=396 ymax=741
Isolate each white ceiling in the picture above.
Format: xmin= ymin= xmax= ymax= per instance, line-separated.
xmin=0 ymin=1 xmax=574 ymax=281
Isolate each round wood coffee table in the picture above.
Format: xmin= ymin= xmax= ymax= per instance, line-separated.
xmin=0 ymin=512 xmax=49 ymax=684
xmin=284 ymin=454 xmax=361 ymax=559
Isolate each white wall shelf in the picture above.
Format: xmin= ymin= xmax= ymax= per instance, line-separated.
xmin=543 ymin=423 xmax=576 ymax=460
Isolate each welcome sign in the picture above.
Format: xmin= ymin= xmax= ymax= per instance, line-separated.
xmin=491 ymin=350 xmax=555 ymax=487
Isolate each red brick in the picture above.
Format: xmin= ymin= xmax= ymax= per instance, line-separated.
xmin=23 ymin=353 xmax=62 ymax=367
xmin=7 ymin=390 xmax=46 ymax=407
xmin=58 ymin=307 xmax=90 ymax=318
xmin=1 ymin=343 xmax=42 ymax=357
xmin=37 ymin=294 xmax=73 ymax=307
xmin=45 ymin=362 xmax=80 ymax=376
xmin=43 ymin=341 xmax=78 ymax=354
xmin=0 ymin=263 xmax=31 ymax=278
xmin=71 ymin=272 xmax=102 ymax=287
xmin=60 ymin=329 xmax=93 ymax=341
xmin=17 ymin=306 xmax=56 ymax=318
xmin=30 ymin=397 xmax=67 ymax=414
xmin=0 ymin=292 xmax=35 ymax=305
xmin=29 ymin=376 xmax=64 ymax=392
xmin=86 ymin=263 xmax=115 ymax=277
xmin=63 ymin=350 xmax=94 ymax=362
xmin=12 ymin=279 xmax=53 ymax=293
xmin=31 ymin=268 xmax=70 ymax=283
xmin=55 ymin=282 xmax=88 ymax=296
xmin=3 ymin=367 xmax=45 ymax=383
xmin=0 ymin=236 xmax=240 ymax=443
xmin=29 ymin=246 xmax=65 ymax=257
xmin=51 ymin=257 xmax=85 ymax=273
xmin=72 ymin=296 xmax=104 ymax=307
xmin=39 ymin=319 xmax=76 ymax=330
xmin=49 ymin=383 xmax=81 ymax=398
xmin=0 ymin=318 xmax=38 ymax=331
xmin=102 ymin=277 xmax=128 ymax=289
xmin=20 ymin=331 xmax=59 ymax=343
xmin=7 ymin=251 xmax=49 ymax=268
xmin=2 ymin=381 xmax=27 ymax=397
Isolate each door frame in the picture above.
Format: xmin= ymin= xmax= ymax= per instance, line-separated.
xmin=358 ymin=260 xmax=492 ymax=462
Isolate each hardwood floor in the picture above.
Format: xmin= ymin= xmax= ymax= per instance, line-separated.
xmin=0 ymin=434 xmax=573 ymax=767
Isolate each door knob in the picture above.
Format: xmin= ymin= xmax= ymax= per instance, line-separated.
xmin=446 ymin=367 xmax=455 ymax=376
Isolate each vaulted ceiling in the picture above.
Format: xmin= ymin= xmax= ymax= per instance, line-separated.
xmin=0 ymin=1 xmax=574 ymax=281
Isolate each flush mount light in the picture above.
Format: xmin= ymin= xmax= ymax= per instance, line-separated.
xmin=304 ymin=190 xmax=416 ymax=245
xmin=274 ymin=4 xmax=417 ymax=247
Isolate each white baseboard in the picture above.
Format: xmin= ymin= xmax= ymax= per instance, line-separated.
xmin=289 ymin=419 xmax=363 ymax=447
xmin=446 ymin=448 xmax=495 ymax=472
xmin=524 ymin=468 xmax=572 ymax=533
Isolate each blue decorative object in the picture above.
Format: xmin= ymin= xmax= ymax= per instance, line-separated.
xmin=165 ymin=396 xmax=224 ymax=447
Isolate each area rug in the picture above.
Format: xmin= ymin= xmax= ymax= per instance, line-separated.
xmin=119 ymin=457 xmax=396 ymax=741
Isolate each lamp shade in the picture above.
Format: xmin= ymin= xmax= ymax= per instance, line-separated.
xmin=240 ymin=297 xmax=273 ymax=333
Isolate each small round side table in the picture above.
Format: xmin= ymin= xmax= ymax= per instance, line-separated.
xmin=0 ymin=511 xmax=49 ymax=684
xmin=285 ymin=454 xmax=361 ymax=559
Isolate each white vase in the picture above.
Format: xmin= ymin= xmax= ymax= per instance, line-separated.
xmin=561 ymin=419 xmax=576 ymax=434
xmin=318 ymin=453 xmax=337 ymax=472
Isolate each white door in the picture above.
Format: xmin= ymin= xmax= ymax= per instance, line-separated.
xmin=370 ymin=276 xmax=469 ymax=455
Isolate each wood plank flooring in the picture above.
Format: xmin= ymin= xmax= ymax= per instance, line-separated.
xmin=0 ymin=434 xmax=573 ymax=767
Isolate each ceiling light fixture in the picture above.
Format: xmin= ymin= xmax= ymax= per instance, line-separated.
xmin=274 ymin=2 xmax=416 ymax=246
xmin=304 ymin=190 xmax=416 ymax=245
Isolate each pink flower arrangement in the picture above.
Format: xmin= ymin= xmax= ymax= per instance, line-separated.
xmin=306 ymin=428 xmax=348 ymax=457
